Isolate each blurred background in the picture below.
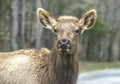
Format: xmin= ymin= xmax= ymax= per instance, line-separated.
xmin=0 ymin=0 xmax=120 ymax=68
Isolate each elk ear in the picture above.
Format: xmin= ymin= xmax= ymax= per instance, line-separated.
xmin=79 ymin=9 xmax=97 ymax=32
xmin=37 ymin=8 xmax=57 ymax=30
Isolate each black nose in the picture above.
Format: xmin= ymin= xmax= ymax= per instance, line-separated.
xmin=58 ymin=39 xmax=70 ymax=49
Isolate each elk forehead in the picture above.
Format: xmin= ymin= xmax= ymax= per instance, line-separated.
xmin=57 ymin=16 xmax=79 ymax=26
xmin=56 ymin=16 xmax=79 ymax=32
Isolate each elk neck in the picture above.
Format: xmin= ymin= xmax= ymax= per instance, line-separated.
xmin=49 ymin=46 xmax=79 ymax=84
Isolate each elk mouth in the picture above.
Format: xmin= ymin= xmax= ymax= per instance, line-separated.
xmin=59 ymin=48 xmax=70 ymax=53
xmin=58 ymin=44 xmax=71 ymax=53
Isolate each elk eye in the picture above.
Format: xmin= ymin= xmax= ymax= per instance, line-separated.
xmin=75 ymin=29 xmax=80 ymax=34
xmin=53 ymin=28 xmax=58 ymax=33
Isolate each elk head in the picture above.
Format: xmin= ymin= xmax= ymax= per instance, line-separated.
xmin=37 ymin=8 xmax=97 ymax=54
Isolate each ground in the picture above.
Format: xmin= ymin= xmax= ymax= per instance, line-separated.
xmin=79 ymin=61 xmax=120 ymax=72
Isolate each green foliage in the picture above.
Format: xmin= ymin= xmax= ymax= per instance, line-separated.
xmin=0 ymin=0 xmax=11 ymax=40
xmin=0 ymin=0 xmax=11 ymax=13
xmin=86 ymin=17 xmax=107 ymax=39
xmin=79 ymin=61 xmax=120 ymax=72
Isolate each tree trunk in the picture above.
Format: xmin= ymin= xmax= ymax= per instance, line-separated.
xmin=11 ymin=0 xmax=19 ymax=50
xmin=21 ymin=0 xmax=26 ymax=48
xmin=35 ymin=0 xmax=43 ymax=49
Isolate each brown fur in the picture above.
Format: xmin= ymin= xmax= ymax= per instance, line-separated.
xmin=0 ymin=8 xmax=97 ymax=84
xmin=0 ymin=47 xmax=78 ymax=84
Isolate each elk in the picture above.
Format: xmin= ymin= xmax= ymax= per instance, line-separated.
xmin=0 ymin=8 xmax=97 ymax=84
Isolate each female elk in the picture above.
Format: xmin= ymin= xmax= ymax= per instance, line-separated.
xmin=0 ymin=8 xmax=97 ymax=84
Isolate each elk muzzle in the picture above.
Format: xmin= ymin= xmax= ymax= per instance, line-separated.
xmin=57 ymin=39 xmax=71 ymax=52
